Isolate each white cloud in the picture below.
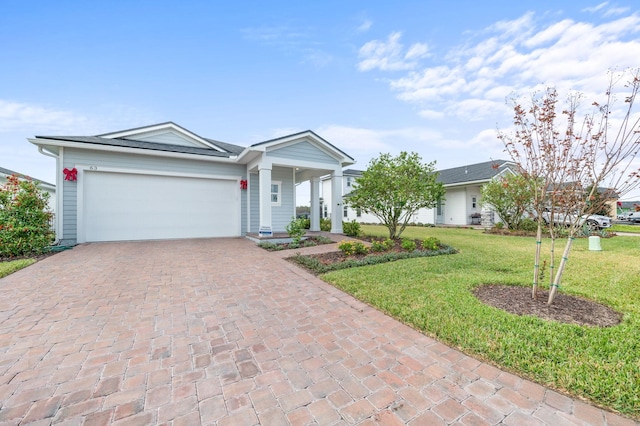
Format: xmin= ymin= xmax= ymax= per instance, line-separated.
xmin=357 ymin=19 xmax=372 ymax=32
xmin=405 ymin=43 xmax=429 ymax=60
xmin=0 ymin=100 xmax=90 ymax=134
xmin=369 ymin=10 xmax=640 ymax=130
xmin=418 ymin=109 xmax=445 ymax=120
xmin=582 ymin=2 xmax=609 ymax=13
xmin=358 ymin=32 xmax=428 ymax=72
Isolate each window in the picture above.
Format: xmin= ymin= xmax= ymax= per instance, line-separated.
xmin=323 ymin=205 xmax=328 ymax=218
xmin=356 ymin=208 xmax=362 ymax=218
xmin=271 ymin=181 xmax=281 ymax=206
xmin=472 ymin=196 xmax=477 ymax=209
xmin=346 ymin=177 xmax=352 ymax=187
xmin=343 ymin=205 xmax=348 ymax=218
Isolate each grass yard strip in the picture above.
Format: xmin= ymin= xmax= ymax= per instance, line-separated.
xmin=322 ymin=225 xmax=640 ymax=418
xmin=611 ymin=224 xmax=640 ymax=234
xmin=0 ymin=259 xmax=35 ymax=279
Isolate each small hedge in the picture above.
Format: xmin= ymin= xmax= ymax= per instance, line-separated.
xmin=289 ymin=245 xmax=458 ymax=274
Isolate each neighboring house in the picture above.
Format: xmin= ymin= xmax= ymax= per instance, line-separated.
xmin=0 ymin=165 xmax=56 ymax=218
xmin=29 ymin=122 xmax=354 ymax=245
xmin=322 ymin=159 xmax=518 ymax=226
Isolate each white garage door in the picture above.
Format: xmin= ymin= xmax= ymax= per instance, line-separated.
xmin=82 ymin=171 xmax=239 ymax=242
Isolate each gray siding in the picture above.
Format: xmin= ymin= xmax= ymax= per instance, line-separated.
xmin=248 ymin=168 xmax=295 ymax=233
xmin=271 ymin=167 xmax=295 ymax=231
xmin=136 ymin=131 xmax=202 ymax=147
xmin=267 ymin=141 xmax=336 ymax=165
xmin=61 ymin=148 xmax=246 ymax=243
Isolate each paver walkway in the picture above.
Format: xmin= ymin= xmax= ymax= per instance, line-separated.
xmin=0 ymin=238 xmax=636 ymax=425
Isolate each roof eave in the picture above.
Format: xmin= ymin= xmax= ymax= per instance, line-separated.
xmin=29 ymin=138 xmax=239 ymax=164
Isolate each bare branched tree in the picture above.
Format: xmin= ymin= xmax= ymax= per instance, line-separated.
xmin=498 ymin=69 xmax=640 ymax=304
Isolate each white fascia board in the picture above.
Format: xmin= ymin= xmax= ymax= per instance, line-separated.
xmin=98 ymin=123 xmax=224 ymax=152
xmin=444 ymin=179 xmax=492 ymax=188
xmin=257 ymin=132 xmax=355 ymax=165
xmin=29 ymin=138 xmax=239 ymax=164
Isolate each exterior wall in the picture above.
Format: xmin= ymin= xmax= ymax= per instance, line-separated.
xmin=60 ymin=148 xmax=246 ymax=244
xmin=248 ymin=167 xmax=295 ymax=233
xmin=136 ymin=131 xmax=202 ymax=147
xmin=271 ymin=166 xmax=295 ymax=232
xmin=267 ymin=141 xmax=337 ymax=165
xmin=442 ymin=187 xmax=467 ymax=225
xmin=321 ymin=178 xmax=332 ymax=218
xmin=465 ymin=185 xmax=482 ymax=222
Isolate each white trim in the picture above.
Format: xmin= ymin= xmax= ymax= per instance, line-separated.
xmin=246 ymin=131 xmax=354 ymax=165
xmin=98 ymin=123 xmax=224 ymax=151
xmin=29 ymin=138 xmax=238 ymax=163
xmin=76 ymin=165 xmax=241 ymax=243
xmin=246 ymin=167 xmax=251 ymax=234
xmin=271 ymin=180 xmax=282 ymax=207
xmin=292 ymin=168 xmax=296 ymax=218
xmin=57 ymin=147 xmax=64 ymax=240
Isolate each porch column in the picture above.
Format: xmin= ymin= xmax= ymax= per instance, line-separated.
xmin=310 ymin=177 xmax=320 ymax=231
xmin=331 ymin=169 xmax=343 ymax=233
xmin=259 ymin=164 xmax=273 ymax=236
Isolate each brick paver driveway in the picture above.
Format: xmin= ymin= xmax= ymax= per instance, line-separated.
xmin=0 ymin=238 xmax=636 ymax=425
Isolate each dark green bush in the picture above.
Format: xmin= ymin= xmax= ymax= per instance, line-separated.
xmin=0 ymin=175 xmax=54 ymax=257
xmin=517 ymin=218 xmax=538 ymax=232
xmin=342 ymin=220 xmax=361 ymax=237
xmin=421 ymin=237 xmax=441 ymax=251
xmin=320 ymin=218 xmax=331 ymax=232
xmin=290 ymin=245 xmax=458 ymax=274
xmin=401 ymin=238 xmax=417 ymax=252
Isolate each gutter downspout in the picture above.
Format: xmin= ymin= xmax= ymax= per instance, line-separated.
xmin=37 ymin=146 xmax=62 ymax=245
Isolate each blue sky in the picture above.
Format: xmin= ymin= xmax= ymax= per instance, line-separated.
xmin=2 ymin=0 xmax=640 ymax=201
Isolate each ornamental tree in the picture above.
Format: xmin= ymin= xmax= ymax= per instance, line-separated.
xmin=0 ymin=175 xmax=54 ymax=257
xmin=499 ymin=69 xmax=640 ymax=304
xmin=346 ymin=151 xmax=444 ymax=239
xmin=480 ymin=173 xmax=536 ymax=230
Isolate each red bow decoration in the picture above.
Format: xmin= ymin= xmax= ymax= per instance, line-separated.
xmin=63 ymin=167 xmax=78 ymax=181
xmin=240 ymin=179 xmax=248 ymax=190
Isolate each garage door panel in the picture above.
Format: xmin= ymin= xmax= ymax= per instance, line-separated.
xmin=83 ymin=172 xmax=239 ymax=242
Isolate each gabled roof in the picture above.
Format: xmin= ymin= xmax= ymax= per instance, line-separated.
xmin=35 ymin=135 xmax=238 ymax=158
xmin=343 ymin=169 xmax=363 ymax=177
xmin=338 ymin=160 xmax=516 ymax=186
xmin=31 ymin=123 xmax=354 ymax=167
xmin=250 ymin=130 xmax=355 ymax=163
xmin=437 ymin=159 xmax=515 ymax=185
xmin=0 ymin=166 xmax=55 ymax=187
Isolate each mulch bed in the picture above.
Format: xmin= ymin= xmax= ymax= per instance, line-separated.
xmin=473 ymin=285 xmax=622 ymax=327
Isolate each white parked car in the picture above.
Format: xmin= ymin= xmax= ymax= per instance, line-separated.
xmin=628 ymin=211 xmax=640 ymax=223
xmin=618 ymin=211 xmax=636 ymax=221
xmin=540 ymin=209 xmax=612 ymax=230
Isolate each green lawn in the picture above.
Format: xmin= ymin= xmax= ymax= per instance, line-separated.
xmin=612 ymin=223 xmax=640 ymax=234
xmin=322 ymin=225 xmax=640 ymax=417
xmin=0 ymin=258 xmax=35 ymax=279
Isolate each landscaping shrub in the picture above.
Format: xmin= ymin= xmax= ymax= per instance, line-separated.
xmin=338 ymin=241 xmax=368 ymax=256
xmin=299 ymin=218 xmax=311 ymax=229
xmin=401 ymin=238 xmax=417 ymax=252
xmin=517 ymin=217 xmax=538 ymax=232
xmin=370 ymin=239 xmax=388 ymax=252
xmin=421 ymin=237 xmax=441 ymax=251
xmin=320 ymin=218 xmax=331 ymax=231
xmin=342 ymin=220 xmax=361 ymax=237
xmin=0 ymin=175 xmax=54 ymax=257
xmin=290 ymin=244 xmax=458 ymax=274
xmin=285 ymin=217 xmax=306 ymax=244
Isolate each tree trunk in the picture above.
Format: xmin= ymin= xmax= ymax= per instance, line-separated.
xmin=532 ymin=223 xmax=542 ymax=299
xmin=548 ymin=236 xmax=574 ymax=305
